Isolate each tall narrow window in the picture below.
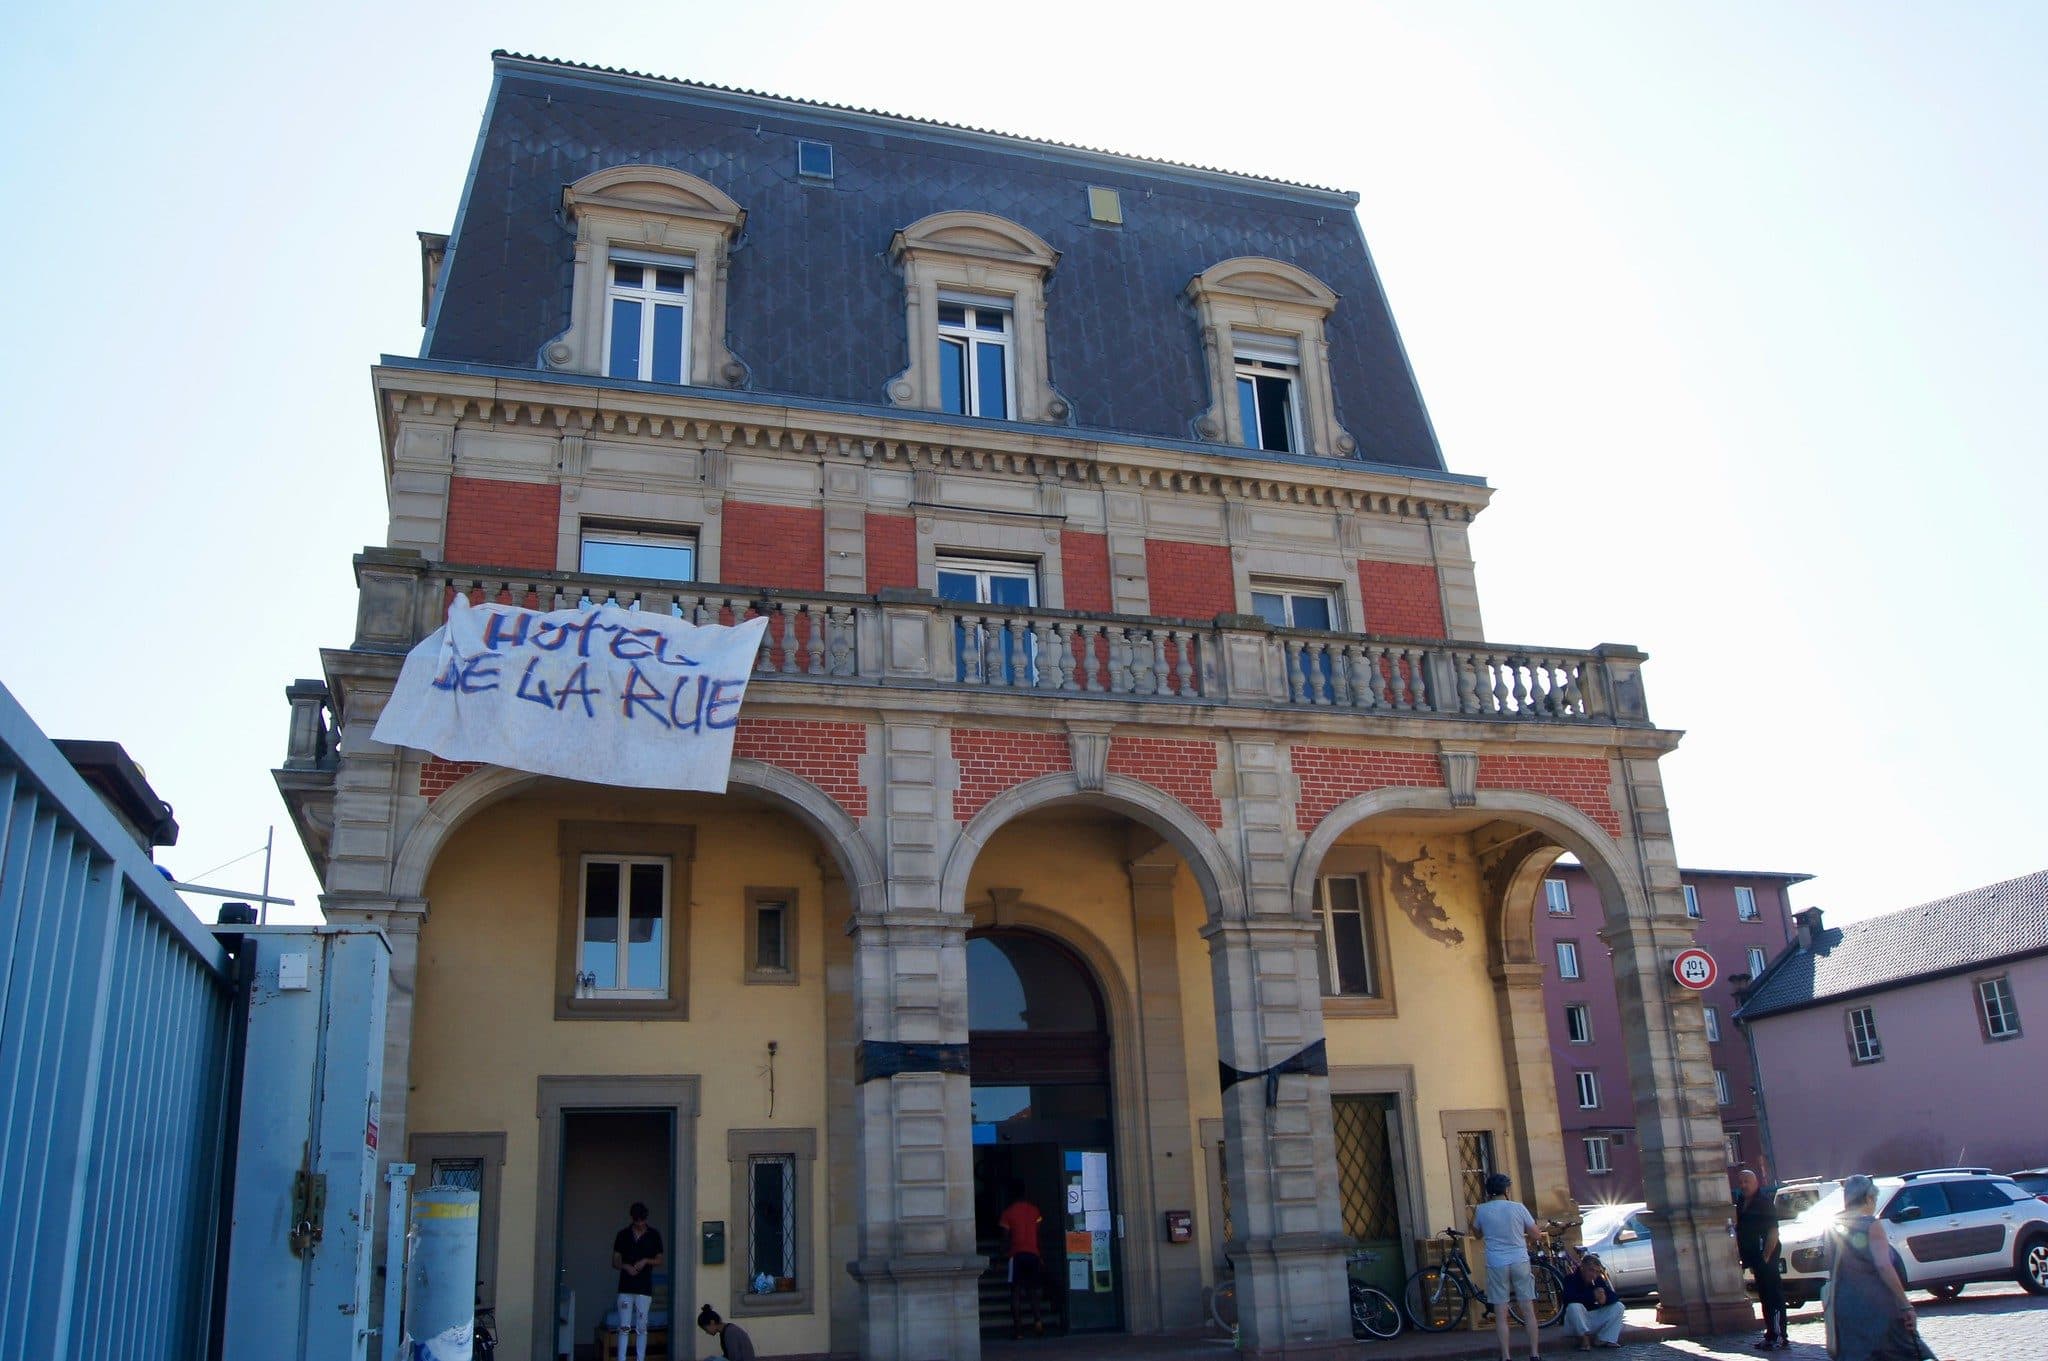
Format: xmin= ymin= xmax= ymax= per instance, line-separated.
xmin=1713 ymin=1069 xmax=1732 ymax=1105
xmin=1575 ymin=1070 xmax=1601 ymax=1109
xmin=1977 ymin=976 xmax=2021 ymax=1040
xmin=1234 ymin=332 xmax=1301 ymax=453
xmin=604 ymin=254 xmax=692 ymax=384
xmin=937 ymin=296 xmax=1013 ymax=419
xmin=1847 ymin=1006 xmax=1883 ymax=1064
xmin=1704 ymin=1006 xmax=1721 ymax=1044
xmin=1683 ymin=884 xmax=1701 ymax=918
xmin=1314 ymin=876 xmax=1378 ymax=997
xmin=1735 ymin=886 xmax=1760 ymax=921
xmin=1544 ymin=879 xmax=1573 ymax=915
xmin=577 ymin=856 xmax=669 ymax=999
xmin=1584 ymin=1137 xmax=1612 ymax=1175
xmin=1724 ymin=1132 xmax=1742 ymax=1165
xmin=1556 ymin=941 xmax=1581 ymax=980
xmin=1564 ymin=1003 xmax=1592 ymax=1044
xmin=1747 ymin=946 xmax=1768 ymax=978
xmin=746 ymin=1154 xmax=797 ymax=1293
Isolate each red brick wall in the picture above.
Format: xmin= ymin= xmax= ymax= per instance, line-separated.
xmin=1060 ymin=530 xmax=1113 ymax=613
xmin=1291 ymin=746 xmax=1439 ymax=831
xmin=1358 ymin=561 xmax=1447 ymax=638
xmin=866 ymin=513 xmax=919 ymax=593
xmin=1107 ymin=736 xmax=1222 ymax=829
xmin=722 ymin=502 xmax=824 ymax=590
xmin=420 ymin=758 xmax=483 ymax=803
xmin=734 ymin=718 xmax=868 ymax=819
xmin=1478 ymin=754 xmax=1621 ymax=835
xmin=952 ymin=729 xmax=1071 ymax=822
xmin=444 ymin=476 xmax=559 ymax=569
xmin=1144 ymin=539 xmax=1236 ymax=620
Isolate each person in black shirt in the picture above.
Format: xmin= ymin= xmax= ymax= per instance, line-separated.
xmin=611 ymin=1203 xmax=665 ymax=1361
xmin=1559 ymin=1253 xmax=1625 ymax=1349
xmin=697 ymin=1304 xmax=757 ymax=1360
xmin=1735 ymin=1162 xmax=1788 ymax=1350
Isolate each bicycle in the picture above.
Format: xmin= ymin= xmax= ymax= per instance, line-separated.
xmin=1206 ymin=1250 xmax=1404 ymax=1341
xmin=473 ymin=1304 xmax=497 ymax=1360
xmin=1533 ymin=1217 xmax=1586 ymax=1280
xmin=1403 ymin=1227 xmax=1565 ymax=1332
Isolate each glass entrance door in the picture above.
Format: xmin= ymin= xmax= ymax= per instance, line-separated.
xmin=1059 ymin=1145 xmax=1121 ymax=1331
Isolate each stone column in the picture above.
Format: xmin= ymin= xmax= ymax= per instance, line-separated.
xmin=847 ymin=722 xmax=983 ymax=1360
xmin=1205 ymin=738 xmax=1350 ymax=1357
xmin=1607 ymin=755 xmax=1751 ymax=1331
xmin=1125 ymin=840 xmax=1203 ymax=1330
xmin=1489 ymin=961 xmax=1574 ymax=1218
xmin=818 ymin=860 xmax=862 ymax=1353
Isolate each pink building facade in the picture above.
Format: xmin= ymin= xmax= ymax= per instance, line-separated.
xmin=1538 ymin=865 xmax=1806 ymax=1204
xmin=1735 ymin=873 xmax=2048 ymax=1181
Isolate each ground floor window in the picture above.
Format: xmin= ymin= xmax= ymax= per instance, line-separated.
xmin=727 ymin=1128 xmax=816 ymax=1316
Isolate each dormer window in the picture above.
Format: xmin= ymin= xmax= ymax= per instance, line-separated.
xmin=604 ymin=255 xmax=693 ymax=384
xmin=937 ymin=295 xmax=1013 ymax=419
xmin=1233 ymin=333 xmax=1301 ymax=453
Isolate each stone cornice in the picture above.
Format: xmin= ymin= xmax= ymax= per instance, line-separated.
xmin=373 ymin=363 xmax=1493 ymax=523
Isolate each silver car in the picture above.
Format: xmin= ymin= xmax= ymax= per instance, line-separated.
xmin=1576 ymin=1203 xmax=1660 ymax=1296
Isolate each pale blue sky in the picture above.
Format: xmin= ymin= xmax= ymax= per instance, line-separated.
xmin=2 ymin=2 xmax=2041 ymax=925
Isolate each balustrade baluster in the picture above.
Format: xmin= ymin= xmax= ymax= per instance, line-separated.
xmin=772 ymin=606 xmax=795 ymax=675
xmin=1076 ymin=625 xmax=1100 ymax=693
xmin=1308 ymin=643 xmax=1332 ymax=705
xmin=1452 ymin=653 xmax=1477 ymax=713
xmin=1559 ymin=661 xmax=1582 ymax=716
xmin=1031 ymin=621 xmax=1060 ymax=690
xmin=1277 ymin=640 xmax=1301 ymax=705
xmin=1109 ymin=629 xmax=1133 ymax=694
xmin=1342 ymin=646 xmax=1368 ymax=709
xmin=983 ymin=617 xmax=1005 ymax=687
xmin=1329 ymin=645 xmax=1353 ymax=707
xmin=1131 ymin=632 xmax=1158 ymax=696
xmin=1506 ymin=656 xmax=1528 ymax=715
xmin=802 ymin=606 xmax=824 ymax=675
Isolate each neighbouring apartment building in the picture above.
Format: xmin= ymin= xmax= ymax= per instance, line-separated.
xmin=1735 ymin=871 xmax=2048 ymax=1181
xmin=1538 ymin=865 xmax=1807 ymax=1204
xmin=275 ymin=52 xmax=1752 ymax=1360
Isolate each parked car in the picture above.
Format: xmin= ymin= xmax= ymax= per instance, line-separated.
xmin=1576 ymin=1203 xmax=1660 ymax=1297
xmin=2009 ymin=1168 xmax=2048 ymax=1201
xmin=1776 ymin=1167 xmax=2048 ymax=1305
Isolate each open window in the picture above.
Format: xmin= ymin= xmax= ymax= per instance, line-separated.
xmin=1186 ymin=257 xmax=1357 ymax=457
xmin=888 ymin=211 xmax=1064 ymax=422
xmin=555 ymin=821 xmax=693 ymax=1020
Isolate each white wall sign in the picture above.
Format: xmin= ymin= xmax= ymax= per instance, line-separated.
xmin=373 ymin=596 xmax=769 ymax=792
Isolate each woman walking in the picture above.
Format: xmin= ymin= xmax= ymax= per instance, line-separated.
xmin=1824 ymin=1176 xmax=1933 ymax=1361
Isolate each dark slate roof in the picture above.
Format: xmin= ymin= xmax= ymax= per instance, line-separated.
xmin=1736 ymin=870 xmax=2048 ymax=1019
xmin=422 ymin=53 xmax=1447 ymax=471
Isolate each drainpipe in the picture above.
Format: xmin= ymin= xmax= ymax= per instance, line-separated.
xmin=1737 ymin=1014 xmax=1776 ymax=1172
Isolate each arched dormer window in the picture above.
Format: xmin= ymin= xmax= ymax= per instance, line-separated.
xmin=1186 ymin=257 xmax=1357 ymax=458
xmin=888 ymin=211 xmax=1067 ymax=424
xmin=545 ymin=165 xmax=747 ymax=388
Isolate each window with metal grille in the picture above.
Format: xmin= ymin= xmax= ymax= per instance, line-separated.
xmin=1556 ymin=940 xmax=1581 ymax=980
xmin=430 ymin=1156 xmax=484 ymax=1192
xmin=1574 ymin=1070 xmax=1600 ymax=1109
xmin=1215 ymin=1138 xmax=1234 ymax=1244
xmin=1331 ymin=1095 xmax=1402 ymax=1242
xmin=1735 ymin=886 xmax=1760 ymax=920
xmin=1544 ymin=878 xmax=1572 ymax=915
xmin=1564 ymin=1003 xmax=1592 ymax=1044
xmin=1455 ymin=1131 xmax=1496 ymax=1218
xmin=747 ymin=1154 xmax=797 ymax=1291
xmin=1583 ymin=1137 xmax=1611 ymax=1175
xmin=1978 ymin=975 xmax=2021 ymax=1040
xmin=1847 ymin=1006 xmax=1882 ymax=1063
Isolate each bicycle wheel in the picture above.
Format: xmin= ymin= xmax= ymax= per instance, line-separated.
xmin=1350 ymin=1282 xmax=1404 ymax=1339
xmin=1509 ymin=1262 xmax=1566 ymax=1327
xmin=1402 ymin=1266 xmax=1467 ymax=1332
xmin=1208 ymin=1278 xmax=1238 ymax=1334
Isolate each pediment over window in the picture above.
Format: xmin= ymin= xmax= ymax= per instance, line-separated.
xmin=891 ymin=211 xmax=1059 ymax=272
xmin=1185 ymin=255 xmax=1355 ymax=457
xmin=563 ymin=165 xmax=746 ymax=233
xmin=1186 ymin=257 xmax=1339 ymax=313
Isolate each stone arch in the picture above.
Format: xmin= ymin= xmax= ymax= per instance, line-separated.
xmin=891 ymin=209 xmax=1059 ymax=272
xmin=940 ymin=772 xmax=1242 ymax=919
xmin=563 ymin=163 xmax=746 ymax=230
xmin=1187 ymin=256 xmax=1339 ymax=311
xmin=389 ymin=759 xmax=884 ymax=912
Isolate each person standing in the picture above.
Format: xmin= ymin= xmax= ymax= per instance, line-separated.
xmin=696 ymin=1304 xmax=757 ymax=1360
xmin=1824 ymin=1176 xmax=1934 ymax=1361
xmin=1558 ymin=1253 xmax=1625 ymax=1350
xmin=996 ymin=1181 xmax=1046 ymax=1338
xmin=1471 ymin=1171 xmax=1544 ymax=1361
xmin=611 ymin=1202 xmax=664 ymax=1361
xmin=1735 ymin=1164 xmax=1788 ymax=1349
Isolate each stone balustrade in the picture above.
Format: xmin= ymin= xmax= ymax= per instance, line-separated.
xmin=340 ymin=550 xmax=1652 ymax=726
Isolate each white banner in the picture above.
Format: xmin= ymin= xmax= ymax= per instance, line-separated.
xmin=372 ymin=595 xmax=769 ymax=792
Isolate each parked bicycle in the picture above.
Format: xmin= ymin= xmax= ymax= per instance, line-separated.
xmin=1402 ymin=1227 xmax=1564 ymax=1332
xmin=1533 ymin=1217 xmax=1586 ymax=1281
xmin=1206 ymin=1249 xmax=1404 ymax=1341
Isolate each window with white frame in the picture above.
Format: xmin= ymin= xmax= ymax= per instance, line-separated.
xmin=1574 ymin=1070 xmax=1601 ymax=1109
xmin=1234 ymin=332 xmax=1302 ymax=453
xmin=1584 ymin=1136 xmax=1612 ymax=1175
xmin=579 ymin=524 xmax=697 ymax=583
xmin=1724 ymin=1132 xmax=1742 ymax=1165
xmin=576 ymin=855 xmax=670 ymax=999
xmin=1735 ymin=886 xmax=1760 ymax=921
xmin=1564 ymin=1003 xmax=1592 ymax=1044
xmin=1249 ymin=581 xmax=1338 ymax=631
xmin=1313 ymin=875 xmax=1379 ymax=997
xmin=1978 ymin=976 xmax=2021 ymax=1040
xmin=1683 ymin=884 xmax=1701 ymax=918
xmin=935 ymin=556 xmax=1037 ymax=608
xmin=1847 ymin=1006 xmax=1883 ymax=1063
xmin=603 ymin=254 xmax=693 ymax=384
xmin=1747 ymin=947 xmax=1767 ymax=978
xmin=936 ymin=556 xmax=1039 ymax=685
xmin=1704 ymin=1006 xmax=1721 ymax=1044
xmin=1713 ymin=1069 xmax=1731 ymax=1105
xmin=937 ymin=295 xmax=1014 ymax=419
xmin=1544 ymin=878 xmax=1573 ymax=915
xmin=1556 ymin=940 xmax=1581 ymax=980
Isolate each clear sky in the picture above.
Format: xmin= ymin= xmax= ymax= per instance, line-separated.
xmin=2 ymin=1 xmax=2041 ymax=927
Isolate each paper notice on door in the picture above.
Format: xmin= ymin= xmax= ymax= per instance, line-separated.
xmin=1066 ymin=1230 xmax=1092 ymax=1255
xmin=1091 ymin=1232 xmax=1113 ymax=1291
xmin=1068 ymin=1258 xmax=1091 ymax=1290
xmin=1065 ymin=1184 xmax=1083 ymax=1215
xmin=1084 ymin=1209 xmax=1111 ymax=1234
xmin=1081 ymin=1151 xmax=1109 ymax=1211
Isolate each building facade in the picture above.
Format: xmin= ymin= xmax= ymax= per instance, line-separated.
xmin=1735 ymin=873 xmax=2048 ymax=1181
xmin=1537 ymin=866 xmax=1805 ymax=1204
xmin=276 ymin=52 xmax=1750 ymax=1359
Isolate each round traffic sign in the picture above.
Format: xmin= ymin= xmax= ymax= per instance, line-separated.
xmin=1672 ymin=948 xmax=1717 ymax=990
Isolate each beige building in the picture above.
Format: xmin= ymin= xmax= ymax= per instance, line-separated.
xmin=277 ymin=53 xmax=1750 ymax=1359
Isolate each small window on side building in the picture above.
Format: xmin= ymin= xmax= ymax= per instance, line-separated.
xmin=1575 ymin=1070 xmax=1600 ymax=1109
xmin=1544 ymin=879 xmax=1572 ymax=915
xmin=1584 ymin=1136 xmax=1611 ymax=1175
xmin=1713 ymin=1069 xmax=1731 ymax=1105
xmin=1683 ymin=884 xmax=1701 ymax=918
xmin=1978 ymin=975 xmax=2021 ymax=1040
xmin=796 ymin=140 xmax=834 ymax=179
xmin=745 ymin=889 xmax=799 ymax=986
xmin=1704 ymin=1006 xmax=1721 ymax=1044
xmin=1735 ymin=886 xmax=1760 ymax=921
xmin=1556 ymin=940 xmax=1581 ymax=980
xmin=1564 ymin=1003 xmax=1592 ymax=1044
xmin=1847 ymin=1006 xmax=1883 ymax=1064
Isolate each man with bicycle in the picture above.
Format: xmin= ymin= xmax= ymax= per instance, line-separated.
xmin=1473 ymin=1171 xmax=1545 ymax=1361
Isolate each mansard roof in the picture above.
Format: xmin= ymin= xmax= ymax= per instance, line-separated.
xmin=422 ymin=52 xmax=1448 ymax=472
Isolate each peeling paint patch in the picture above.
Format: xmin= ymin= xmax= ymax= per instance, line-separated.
xmin=1387 ymin=853 xmax=1466 ymax=946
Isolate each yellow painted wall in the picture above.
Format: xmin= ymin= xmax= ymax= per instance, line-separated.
xmin=412 ymin=787 xmax=831 ymax=1358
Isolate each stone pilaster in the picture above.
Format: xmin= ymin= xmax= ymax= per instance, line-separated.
xmin=822 ymin=463 xmax=868 ymax=595
xmin=1125 ymin=842 xmax=1203 ymax=1330
xmin=1205 ymin=738 xmax=1350 ymax=1357
xmin=818 ymin=861 xmax=862 ymax=1354
xmin=1489 ymin=961 xmax=1574 ymax=1218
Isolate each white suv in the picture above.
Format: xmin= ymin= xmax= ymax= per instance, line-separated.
xmin=1777 ymin=1167 xmax=2048 ymax=1303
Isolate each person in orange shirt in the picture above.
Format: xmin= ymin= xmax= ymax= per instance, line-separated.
xmin=996 ymin=1181 xmax=1046 ymax=1338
